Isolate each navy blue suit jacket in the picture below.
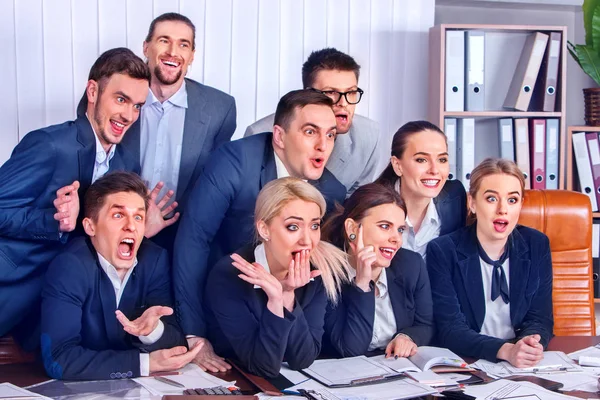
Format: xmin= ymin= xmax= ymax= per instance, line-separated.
xmin=426 ymin=224 xmax=554 ymax=362
xmin=434 ymin=179 xmax=467 ymax=236
xmin=323 ymin=248 xmax=433 ymax=357
xmin=41 ymin=237 xmax=185 ymax=380
xmin=0 ymin=117 xmax=139 ymax=338
xmin=204 ymin=245 xmax=328 ymax=378
xmin=173 ymin=132 xmax=346 ymax=337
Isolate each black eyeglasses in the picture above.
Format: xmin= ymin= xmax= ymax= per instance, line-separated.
xmin=309 ymin=87 xmax=364 ymax=105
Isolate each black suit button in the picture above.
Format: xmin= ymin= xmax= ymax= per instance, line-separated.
xmin=110 ymin=373 xmax=116 ymax=379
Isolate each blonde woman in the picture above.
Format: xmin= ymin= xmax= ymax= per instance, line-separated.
xmin=427 ymin=158 xmax=553 ymax=368
xmin=204 ymin=177 xmax=349 ymax=378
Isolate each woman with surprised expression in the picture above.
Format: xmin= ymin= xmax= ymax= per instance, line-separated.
xmin=427 ymin=158 xmax=553 ymax=368
xmin=203 ymin=177 xmax=349 ymax=378
xmin=321 ymin=184 xmax=433 ymax=359
xmin=376 ymin=121 xmax=467 ymax=260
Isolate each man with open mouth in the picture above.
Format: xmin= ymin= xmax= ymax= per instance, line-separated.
xmin=0 ymin=48 xmax=148 ymax=351
xmin=40 ymin=171 xmax=200 ymax=380
xmin=245 ymin=48 xmax=384 ymax=197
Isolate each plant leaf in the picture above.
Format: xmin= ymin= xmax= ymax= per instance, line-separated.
xmin=593 ymin=4 xmax=600 ymax=50
xmin=568 ymin=41 xmax=584 ymax=69
xmin=575 ymin=44 xmax=600 ymax=86
xmin=583 ymin=0 xmax=600 ymax=46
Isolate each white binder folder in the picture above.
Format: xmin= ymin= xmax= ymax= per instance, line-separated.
xmin=445 ymin=31 xmax=465 ymax=112
xmin=444 ymin=118 xmax=458 ymax=180
xmin=465 ymin=31 xmax=485 ymax=111
xmin=498 ymin=118 xmax=515 ymax=161
xmin=573 ymin=132 xmax=598 ymax=211
xmin=514 ymin=118 xmax=531 ymax=190
xmin=457 ymin=118 xmax=475 ymax=191
xmin=545 ymin=119 xmax=559 ymax=189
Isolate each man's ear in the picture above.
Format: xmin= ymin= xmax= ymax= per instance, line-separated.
xmin=272 ymin=125 xmax=286 ymax=150
xmin=83 ymin=217 xmax=96 ymax=237
xmin=86 ymin=80 xmax=99 ymax=105
xmin=256 ymin=220 xmax=270 ymax=242
xmin=390 ymin=156 xmax=403 ymax=177
xmin=142 ymin=41 xmax=149 ymax=59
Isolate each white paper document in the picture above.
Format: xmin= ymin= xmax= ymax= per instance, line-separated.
xmin=463 ymin=379 xmax=580 ymax=400
xmin=133 ymin=363 xmax=233 ymax=396
xmin=502 ymin=351 xmax=581 ymax=374
xmin=302 ymin=356 xmax=401 ymax=387
xmin=0 ymin=383 xmax=52 ymax=400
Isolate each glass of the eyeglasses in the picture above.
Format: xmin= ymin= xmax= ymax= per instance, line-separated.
xmin=310 ymin=88 xmax=364 ymax=105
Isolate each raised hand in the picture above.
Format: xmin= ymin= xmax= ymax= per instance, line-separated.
xmin=187 ymin=337 xmax=231 ymax=372
xmin=149 ymin=340 xmax=203 ymax=373
xmin=280 ymin=249 xmax=321 ymax=293
xmin=385 ymin=334 xmax=417 ymax=359
xmin=115 ymin=305 xmax=173 ymax=337
xmin=230 ymin=253 xmax=284 ymax=317
xmin=144 ymin=182 xmax=180 ymax=238
xmin=53 ymin=180 xmax=80 ymax=233
xmin=350 ymin=225 xmax=376 ymax=292
xmin=497 ymin=334 xmax=544 ymax=368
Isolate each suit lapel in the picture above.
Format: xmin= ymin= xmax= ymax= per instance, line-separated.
xmin=177 ymin=80 xmax=210 ymax=199
xmin=76 ymin=117 xmax=96 ymax=191
xmin=327 ymin=129 xmax=352 ymax=171
xmin=260 ymin=136 xmax=277 ymax=189
xmin=121 ymin=120 xmax=141 ymax=164
xmin=508 ymin=229 xmax=531 ymax=325
xmin=456 ymin=225 xmax=486 ymax=329
xmin=385 ymin=265 xmax=406 ymax=329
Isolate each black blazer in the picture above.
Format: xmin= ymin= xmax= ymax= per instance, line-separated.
xmin=434 ymin=179 xmax=467 ymax=236
xmin=41 ymin=237 xmax=185 ymax=380
xmin=173 ymin=132 xmax=346 ymax=337
xmin=323 ymin=248 xmax=433 ymax=357
xmin=426 ymin=224 xmax=554 ymax=362
xmin=204 ymin=245 xmax=328 ymax=378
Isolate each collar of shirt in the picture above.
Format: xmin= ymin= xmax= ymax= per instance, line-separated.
xmin=347 ymin=265 xmax=388 ymax=298
xmin=404 ymin=196 xmax=440 ymax=230
xmin=274 ymin=151 xmax=290 ymax=179
xmin=253 ymin=243 xmax=271 ymax=289
xmin=97 ymin=252 xmax=139 ymax=307
xmin=85 ymin=113 xmax=116 ymax=164
xmin=146 ymin=81 xmax=188 ymax=110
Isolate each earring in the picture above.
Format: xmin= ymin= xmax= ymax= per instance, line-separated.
xmin=349 ymin=233 xmax=356 ymax=241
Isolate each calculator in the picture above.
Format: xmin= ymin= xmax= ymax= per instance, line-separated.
xmin=184 ymin=386 xmax=244 ymax=395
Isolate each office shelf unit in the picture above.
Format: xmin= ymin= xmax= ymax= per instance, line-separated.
xmin=428 ymin=24 xmax=568 ymax=188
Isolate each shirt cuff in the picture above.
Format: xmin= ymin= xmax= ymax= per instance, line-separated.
xmin=140 ymin=353 xmax=150 ymax=376
xmin=139 ymin=320 xmax=164 ymax=345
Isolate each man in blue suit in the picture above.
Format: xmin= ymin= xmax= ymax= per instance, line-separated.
xmin=173 ymin=89 xmax=346 ymax=371
xmin=41 ymin=172 xmax=201 ymax=380
xmin=0 ymin=48 xmax=150 ymax=348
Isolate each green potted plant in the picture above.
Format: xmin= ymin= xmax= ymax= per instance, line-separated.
xmin=568 ymin=0 xmax=600 ymax=125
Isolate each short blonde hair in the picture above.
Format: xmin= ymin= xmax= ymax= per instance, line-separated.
xmin=255 ymin=178 xmax=349 ymax=302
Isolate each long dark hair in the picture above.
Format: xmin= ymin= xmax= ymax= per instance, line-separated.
xmin=322 ymin=183 xmax=407 ymax=251
xmin=375 ymin=120 xmax=446 ymax=190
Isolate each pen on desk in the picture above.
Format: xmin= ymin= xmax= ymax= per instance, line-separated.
xmin=281 ymin=389 xmax=302 ymax=395
xmin=149 ymin=371 xmax=182 ymax=377
xmin=154 ymin=376 xmax=186 ymax=388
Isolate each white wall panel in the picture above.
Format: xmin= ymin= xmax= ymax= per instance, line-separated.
xmin=43 ymin=0 xmax=74 ymax=126
xmin=203 ymin=0 xmax=232 ymax=93
xmin=231 ymin=0 xmax=259 ymax=139
xmin=0 ymin=0 xmax=18 ymax=163
xmin=1 ymin=0 xmax=433 ymax=166
xmin=72 ymin=0 xmax=99 ymax=112
xmin=14 ymin=0 xmax=45 ymax=137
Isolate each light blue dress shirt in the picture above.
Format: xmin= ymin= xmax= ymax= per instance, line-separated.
xmin=140 ymin=82 xmax=187 ymax=199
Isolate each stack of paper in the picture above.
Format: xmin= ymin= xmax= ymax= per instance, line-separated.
xmin=0 ymin=383 xmax=52 ymax=400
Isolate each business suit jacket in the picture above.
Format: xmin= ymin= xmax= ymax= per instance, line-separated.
xmin=323 ymin=248 xmax=433 ymax=358
xmin=426 ymin=224 xmax=554 ymax=362
xmin=0 ymin=117 xmax=139 ymax=338
xmin=434 ymin=179 xmax=467 ymax=237
xmin=41 ymin=237 xmax=186 ymax=380
xmin=173 ymin=132 xmax=346 ymax=337
xmin=204 ymin=245 xmax=328 ymax=378
xmin=245 ymin=113 xmax=384 ymax=196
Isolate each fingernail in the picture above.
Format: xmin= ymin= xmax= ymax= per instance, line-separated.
xmin=394 ymin=355 xmax=398 ymax=360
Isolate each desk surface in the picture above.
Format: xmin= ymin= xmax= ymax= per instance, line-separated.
xmin=2 ymin=336 xmax=600 ymax=396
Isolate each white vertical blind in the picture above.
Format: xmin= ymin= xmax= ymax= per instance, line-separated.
xmin=1 ymin=0 xmax=433 ymax=166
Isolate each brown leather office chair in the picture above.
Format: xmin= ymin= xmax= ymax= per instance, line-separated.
xmin=519 ymin=189 xmax=596 ymax=336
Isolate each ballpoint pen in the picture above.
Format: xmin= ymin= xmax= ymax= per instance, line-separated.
xmin=154 ymin=375 xmax=186 ymax=388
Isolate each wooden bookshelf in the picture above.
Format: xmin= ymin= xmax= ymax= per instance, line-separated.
xmin=428 ymin=24 xmax=568 ymax=188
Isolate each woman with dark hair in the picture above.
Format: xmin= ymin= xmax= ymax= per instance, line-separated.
xmin=321 ymin=183 xmax=433 ymax=358
xmin=376 ymin=121 xmax=467 ymax=259
xmin=427 ymin=158 xmax=553 ymax=367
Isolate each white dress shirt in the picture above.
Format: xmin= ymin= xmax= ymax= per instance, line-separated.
xmin=347 ymin=267 xmax=397 ymax=351
xmin=140 ymin=83 xmax=187 ymax=199
xmin=97 ymin=253 xmax=164 ymax=376
xmin=274 ymin=152 xmax=290 ymax=178
xmin=86 ymin=114 xmax=116 ymax=183
xmin=479 ymin=257 xmax=515 ymax=340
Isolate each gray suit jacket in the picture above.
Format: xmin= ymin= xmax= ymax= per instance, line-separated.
xmin=244 ymin=113 xmax=384 ymax=196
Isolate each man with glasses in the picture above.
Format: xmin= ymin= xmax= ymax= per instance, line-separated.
xmin=245 ymin=48 xmax=383 ymax=196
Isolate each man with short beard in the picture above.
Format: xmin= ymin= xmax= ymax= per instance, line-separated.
xmin=0 ymin=48 xmax=148 ymax=349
